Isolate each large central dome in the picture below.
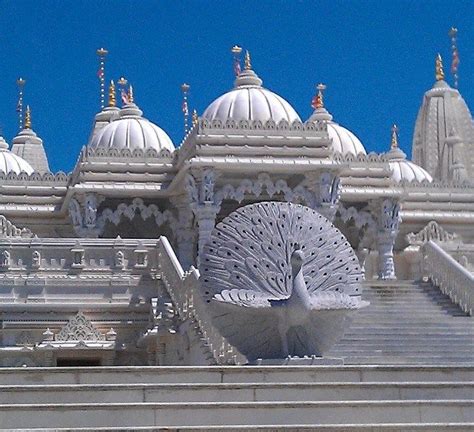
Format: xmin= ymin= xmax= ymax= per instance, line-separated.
xmin=203 ymin=60 xmax=300 ymax=124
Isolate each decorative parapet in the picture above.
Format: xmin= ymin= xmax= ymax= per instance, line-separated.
xmin=197 ymin=118 xmax=327 ymax=134
xmin=332 ymin=151 xmax=388 ymax=164
xmin=84 ymin=146 xmax=174 ymax=160
xmin=0 ymin=170 xmax=69 ymax=184
xmin=157 ymin=236 xmax=246 ymax=365
xmin=0 ymin=215 xmax=34 ymax=238
xmin=407 ymin=221 xmax=460 ymax=246
xmin=423 ymin=240 xmax=473 ymax=316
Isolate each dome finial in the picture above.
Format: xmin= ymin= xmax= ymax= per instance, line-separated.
xmin=128 ymin=84 xmax=134 ymax=104
xmin=435 ymin=53 xmax=445 ymax=81
xmin=311 ymin=83 xmax=326 ymax=109
xmin=24 ymin=105 xmax=32 ymax=129
xmin=244 ymin=50 xmax=252 ymax=70
xmin=108 ymin=80 xmax=116 ymax=107
xmin=391 ymin=124 xmax=399 ymax=149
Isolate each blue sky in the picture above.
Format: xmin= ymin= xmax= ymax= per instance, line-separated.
xmin=0 ymin=0 xmax=472 ymax=172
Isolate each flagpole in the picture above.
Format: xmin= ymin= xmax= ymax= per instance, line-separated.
xmin=449 ymin=27 xmax=459 ymax=89
xmin=181 ymin=83 xmax=190 ymax=135
xmin=117 ymin=77 xmax=128 ymax=106
xmin=96 ymin=48 xmax=108 ymax=109
xmin=16 ymin=77 xmax=26 ymax=131
xmin=231 ymin=45 xmax=242 ymax=76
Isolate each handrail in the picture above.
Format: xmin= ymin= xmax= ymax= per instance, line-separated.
xmin=423 ymin=240 xmax=473 ymax=316
xmin=157 ymin=236 xmax=246 ymax=365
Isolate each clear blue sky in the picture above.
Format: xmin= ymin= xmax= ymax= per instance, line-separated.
xmin=0 ymin=0 xmax=472 ymax=172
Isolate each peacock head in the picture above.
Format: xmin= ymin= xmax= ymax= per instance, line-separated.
xmin=290 ymin=243 xmax=305 ymax=272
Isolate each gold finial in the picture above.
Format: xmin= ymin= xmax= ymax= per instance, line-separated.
xmin=391 ymin=124 xmax=399 ymax=149
xmin=108 ymin=80 xmax=116 ymax=107
xmin=435 ymin=53 xmax=445 ymax=81
xmin=127 ymin=84 xmax=134 ymax=104
xmin=192 ymin=109 xmax=198 ymax=126
xmin=244 ymin=50 xmax=252 ymax=70
xmin=24 ymin=105 xmax=31 ymax=129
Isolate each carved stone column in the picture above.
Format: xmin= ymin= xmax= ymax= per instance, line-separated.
xmin=376 ymin=199 xmax=400 ymax=280
xmin=185 ymin=168 xmax=221 ymax=264
xmin=304 ymin=171 xmax=341 ymax=221
xmin=170 ymin=195 xmax=196 ymax=269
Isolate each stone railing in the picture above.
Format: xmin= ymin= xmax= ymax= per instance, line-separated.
xmin=423 ymin=240 xmax=473 ymax=316
xmin=157 ymin=236 xmax=246 ymax=365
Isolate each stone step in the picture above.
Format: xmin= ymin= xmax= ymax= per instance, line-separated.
xmin=1 ymin=366 xmax=473 ymax=385
xmin=332 ymin=356 xmax=474 ymax=365
xmin=1 ymin=381 xmax=472 ymax=404
xmin=0 ymin=400 xmax=473 ymax=429
xmin=7 ymin=424 xmax=474 ymax=432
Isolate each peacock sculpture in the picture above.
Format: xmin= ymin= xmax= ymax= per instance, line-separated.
xmin=200 ymin=202 xmax=368 ymax=360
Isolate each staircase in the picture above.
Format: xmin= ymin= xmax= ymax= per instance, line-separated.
xmin=329 ymin=280 xmax=474 ymax=365
xmin=0 ymin=365 xmax=473 ymax=430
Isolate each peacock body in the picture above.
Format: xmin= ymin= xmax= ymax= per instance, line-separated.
xmin=200 ymin=202 xmax=367 ymax=360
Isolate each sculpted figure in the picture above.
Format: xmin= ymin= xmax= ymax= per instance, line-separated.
xmin=85 ymin=194 xmax=98 ymax=227
xmin=68 ymin=198 xmax=83 ymax=227
xmin=0 ymin=250 xmax=11 ymax=267
xmin=201 ymin=169 xmax=215 ymax=203
xmin=200 ymin=202 xmax=367 ymax=360
xmin=381 ymin=199 xmax=400 ymax=231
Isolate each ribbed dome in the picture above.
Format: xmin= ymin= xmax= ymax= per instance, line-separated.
xmin=202 ymin=67 xmax=300 ymax=124
xmin=308 ymin=107 xmax=366 ymax=155
xmin=89 ymin=103 xmax=174 ymax=152
xmin=386 ymin=146 xmax=433 ymax=183
xmin=0 ymin=137 xmax=34 ymax=175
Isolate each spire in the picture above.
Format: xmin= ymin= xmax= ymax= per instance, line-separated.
xmin=244 ymin=50 xmax=251 ymax=70
xmin=391 ymin=124 xmax=399 ymax=149
xmin=435 ymin=53 xmax=445 ymax=81
xmin=108 ymin=80 xmax=116 ymax=107
xmin=127 ymin=84 xmax=134 ymax=104
xmin=449 ymin=27 xmax=459 ymax=88
xmin=24 ymin=105 xmax=31 ymax=129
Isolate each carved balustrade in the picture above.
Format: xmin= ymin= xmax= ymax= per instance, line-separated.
xmin=157 ymin=236 xmax=246 ymax=365
xmin=423 ymin=240 xmax=473 ymax=316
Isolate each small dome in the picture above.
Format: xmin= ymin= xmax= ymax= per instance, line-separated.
xmin=0 ymin=137 xmax=34 ymax=175
xmin=386 ymin=146 xmax=433 ymax=183
xmin=89 ymin=103 xmax=174 ymax=152
xmin=308 ymin=107 xmax=366 ymax=155
xmin=203 ymin=66 xmax=300 ymax=124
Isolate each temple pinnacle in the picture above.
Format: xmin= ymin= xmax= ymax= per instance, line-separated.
xmin=24 ymin=105 xmax=32 ymax=129
xmin=435 ymin=53 xmax=445 ymax=81
xmin=108 ymin=80 xmax=116 ymax=107
xmin=244 ymin=50 xmax=252 ymax=70
xmin=391 ymin=124 xmax=399 ymax=149
xmin=128 ymin=84 xmax=134 ymax=104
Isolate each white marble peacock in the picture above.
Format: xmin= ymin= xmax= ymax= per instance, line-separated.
xmin=200 ymin=201 xmax=368 ymax=360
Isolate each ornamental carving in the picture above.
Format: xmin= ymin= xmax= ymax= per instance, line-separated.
xmin=56 ymin=312 xmax=105 ymax=341
xmin=406 ymin=221 xmax=460 ymax=245
xmin=0 ymin=215 xmax=34 ymax=238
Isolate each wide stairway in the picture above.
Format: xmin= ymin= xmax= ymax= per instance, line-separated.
xmin=329 ymin=280 xmax=474 ymax=365
xmin=0 ymin=365 xmax=473 ymax=430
